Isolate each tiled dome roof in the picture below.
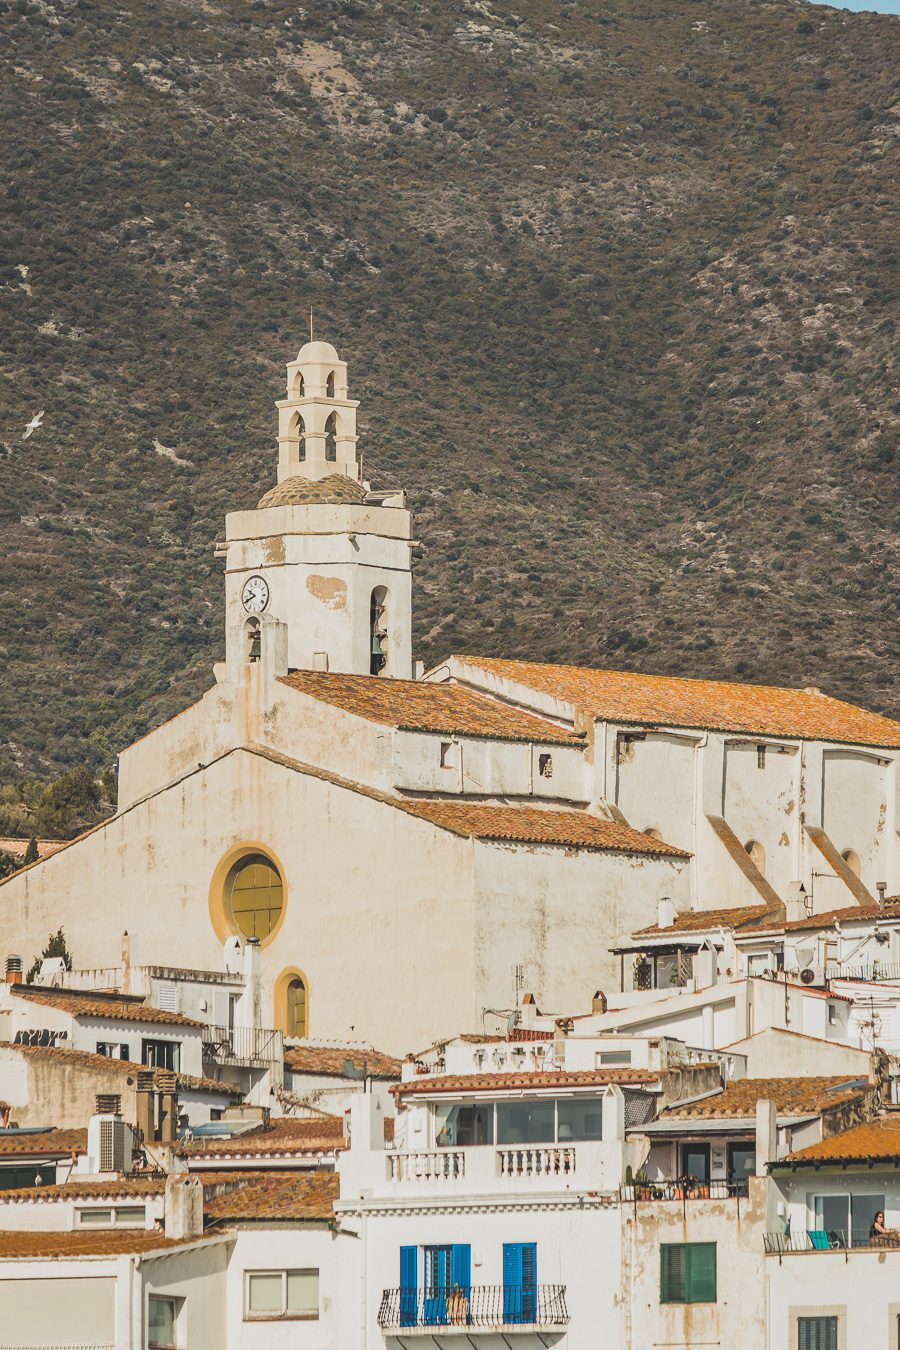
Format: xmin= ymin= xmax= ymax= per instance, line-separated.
xmin=257 ymin=474 xmax=368 ymax=508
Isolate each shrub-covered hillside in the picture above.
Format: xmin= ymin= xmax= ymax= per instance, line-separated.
xmin=0 ymin=0 xmax=897 ymax=780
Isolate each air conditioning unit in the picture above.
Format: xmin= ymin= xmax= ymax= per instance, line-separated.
xmin=87 ymin=1114 xmax=132 ymax=1175
xmin=799 ymin=967 xmax=818 ymax=985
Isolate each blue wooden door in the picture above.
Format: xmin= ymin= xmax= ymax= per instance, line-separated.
xmin=399 ymin=1245 xmax=417 ymax=1327
xmin=503 ymin=1242 xmax=537 ymax=1324
xmin=424 ymin=1245 xmax=451 ymax=1325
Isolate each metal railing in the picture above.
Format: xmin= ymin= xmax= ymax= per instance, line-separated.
xmin=202 ymin=1024 xmax=283 ymax=1066
xmin=622 ymin=1178 xmax=748 ymax=1201
xmin=826 ymin=962 xmax=900 ymax=983
xmin=377 ymin=1284 xmax=569 ymax=1330
xmin=765 ymin=1229 xmax=900 ymax=1254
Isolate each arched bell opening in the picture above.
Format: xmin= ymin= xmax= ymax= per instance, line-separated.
xmin=324 ymin=411 xmax=338 ymax=462
xmin=370 ymin=585 xmax=388 ymax=676
xmin=325 ymin=370 xmax=335 ymax=398
xmin=244 ymin=617 xmax=262 ymax=664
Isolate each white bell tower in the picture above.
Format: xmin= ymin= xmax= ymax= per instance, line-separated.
xmin=222 ymin=340 xmax=413 ymax=680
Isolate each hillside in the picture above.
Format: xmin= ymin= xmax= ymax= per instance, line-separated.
xmin=0 ymin=0 xmax=897 ymax=781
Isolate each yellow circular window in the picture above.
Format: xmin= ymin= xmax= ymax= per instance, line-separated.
xmin=226 ymin=854 xmax=284 ymax=941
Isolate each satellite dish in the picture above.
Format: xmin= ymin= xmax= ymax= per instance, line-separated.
xmin=506 ymin=1009 xmax=520 ymax=1036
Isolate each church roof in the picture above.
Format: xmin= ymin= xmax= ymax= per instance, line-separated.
xmin=450 ymin=657 xmax=900 ymax=749
xmin=279 ymin=671 xmax=583 ymax=746
xmin=257 ymin=474 xmax=368 ymax=509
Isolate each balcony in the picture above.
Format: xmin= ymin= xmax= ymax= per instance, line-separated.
xmin=826 ymin=962 xmax=900 ymax=983
xmin=202 ymin=1024 xmax=283 ymax=1067
xmin=621 ymin=1179 xmax=748 ymax=1202
xmin=377 ymin=1284 xmax=569 ymax=1333
xmin=386 ymin=1145 xmax=585 ymax=1190
xmin=764 ymin=1230 xmax=900 ymax=1254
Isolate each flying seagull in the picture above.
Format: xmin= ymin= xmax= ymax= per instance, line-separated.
xmin=23 ymin=411 xmax=44 ymax=439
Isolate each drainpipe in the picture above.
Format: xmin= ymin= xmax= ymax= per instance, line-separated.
xmin=691 ymin=733 xmax=708 ymax=908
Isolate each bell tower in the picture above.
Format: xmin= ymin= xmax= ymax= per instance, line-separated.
xmin=222 ymin=340 xmax=413 ymax=680
xmin=276 ymin=342 xmax=359 ymax=484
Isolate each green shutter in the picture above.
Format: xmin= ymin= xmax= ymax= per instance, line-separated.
xmin=661 ymin=1244 xmax=716 ymax=1304
xmin=798 ymin=1317 xmax=837 ymax=1350
xmin=686 ymin=1244 xmax=716 ymax=1303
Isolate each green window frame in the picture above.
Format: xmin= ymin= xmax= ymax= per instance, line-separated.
xmin=798 ymin=1316 xmax=837 ymax=1350
xmin=660 ymin=1243 xmax=716 ymax=1304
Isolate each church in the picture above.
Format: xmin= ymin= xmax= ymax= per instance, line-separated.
xmin=2 ymin=342 xmax=898 ymax=1052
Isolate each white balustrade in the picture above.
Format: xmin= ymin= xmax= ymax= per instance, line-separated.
xmin=497 ymin=1146 xmax=576 ymax=1178
xmin=387 ymin=1150 xmax=465 ymax=1182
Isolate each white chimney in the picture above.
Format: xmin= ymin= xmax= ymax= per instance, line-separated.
xmin=657 ymin=897 xmax=675 ymax=929
xmin=165 ymin=1175 xmax=204 ymax=1240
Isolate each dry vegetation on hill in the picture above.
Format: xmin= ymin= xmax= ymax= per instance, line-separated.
xmin=0 ymin=0 xmax=897 ymax=781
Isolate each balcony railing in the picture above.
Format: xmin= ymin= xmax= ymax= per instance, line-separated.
xmin=622 ymin=1179 xmax=748 ymax=1201
xmin=826 ymin=962 xmax=900 ymax=983
xmin=387 ymin=1151 xmax=465 ymax=1182
xmin=498 ymin=1146 xmax=576 ymax=1178
xmin=377 ymin=1284 xmax=569 ymax=1331
xmin=202 ymin=1024 xmax=283 ymax=1066
xmin=765 ymin=1230 xmax=900 ymax=1254
xmin=385 ymin=1146 xmax=583 ymax=1185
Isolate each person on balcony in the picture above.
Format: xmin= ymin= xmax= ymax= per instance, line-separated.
xmin=870 ymin=1211 xmax=899 ymax=1245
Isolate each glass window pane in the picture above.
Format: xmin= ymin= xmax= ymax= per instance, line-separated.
xmin=434 ymin=1103 xmax=494 ymax=1147
xmin=148 ymin=1297 xmax=176 ymax=1346
xmin=248 ymin=1272 xmax=284 ymax=1314
xmin=727 ymin=1143 xmax=756 ymax=1183
xmin=813 ymin=1195 xmax=849 ymax=1243
xmin=287 ymin=1270 xmax=319 ymax=1316
xmin=682 ymin=1144 xmax=710 ymax=1181
xmin=77 ymin=1208 xmax=113 ymax=1226
xmin=557 ymin=1099 xmax=602 ymax=1141
xmin=851 ymin=1192 xmax=886 ymax=1246
xmin=496 ymin=1101 xmax=555 ymax=1145
xmin=598 ymin=1050 xmax=632 ymax=1066
xmin=116 ymin=1206 xmax=146 ymax=1227
xmin=229 ymin=855 xmax=283 ymax=941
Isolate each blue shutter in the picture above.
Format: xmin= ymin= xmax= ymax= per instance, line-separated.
xmin=400 ymin=1246 xmax=417 ymax=1328
xmin=503 ymin=1243 xmax=536 ymax=1324
xmin=451 ymin=1244 xmax=471 ymax=1295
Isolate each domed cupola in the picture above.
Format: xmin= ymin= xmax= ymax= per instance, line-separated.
xmin=276 ymin=340 xmax=359 ymax=485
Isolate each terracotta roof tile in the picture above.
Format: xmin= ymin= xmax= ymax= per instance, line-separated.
xmin=0 ymin=1128 xmax=86 ymax=1157
xmin=661 ymin=1076 xmax=871 ymax=1120
xmin=180 ymin=1115 xmax=346 ymax=1158
xmin=394 ymin=1068 xmax=658 ymax=1097
xmin=12 ymin=987 xmax=202 ymax=1027
xmin=738 ymin=901 xmax=900 ymax=935
xmin=204 ymin=1171 xmax=339 ymax=1221
xmin=452 ymin=657 xmax=900 ymax=749
xmin=258 ymin=474 xmax=370 ymax=508
xmin=279 ymin=670 xmax=583 ymax=746
xmin=784 ymin=1116 xmax=900 ymax=1165
xmin=0 ymin=1175 xmax=168 ymax=1202
xmin=0 ymin=1229 xmax=224 ymax=1258
xmin=1 ymin=1042 xmax=240 ymax=1096
xmin=634 ymin=905 xmax=773 ymax=937
xmin=285 ymin=1045 xmax=402 ymax=1080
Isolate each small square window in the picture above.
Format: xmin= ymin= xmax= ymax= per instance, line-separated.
xmin=245 ymin=1270 xmax=320 ymax=1321
xmin=660 ymin=1243 xmax=716 ymax=1304
xmin=148 ymin=1295 xmax=180 ymax=1349
xmin=538 ymin=753 xmax=553 ymax=779
xmin=77 ymin=1208 xmax=114 ymax=1227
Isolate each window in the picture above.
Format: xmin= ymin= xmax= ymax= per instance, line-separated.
xmin=840 ymin=848 xmax=860 ymax=878
xmin=325 ymin=370 xmax=335 ymax=398
xmin=661 ymin=1243 xmax=716 ymax=1303
xmin=148 ymin=1295 xmax=179 ymax=1349
xmin=370 ymin=586 xmax=388 ymax=675
xmin=798 ymin=1316 xmax=837 ymax=1350
xmin=557 ymin=1098 xmax=602 ymax=1141
xmin=77 ymin=1205 xmax=147 ymax=1228
xmin=812 ymin=1192 xmax=884 ymax=1247
xmin=745 ymin=839 xmax=766 ymax=875
xmin=757 ymin=744 xmax=766 ymax=769
xmin=538 ymin=753 xmax=553 ymax=779
xmin=681 ymin=1143 xmax=710 ymax=1182
xmin=286 ymin=975 xmax=307 ymax=1038
xmin=290 ymin=411 xmax=306 ymax=462
xmin=439 ymin=741 xmax=456 ymax=769
xmin=828 ymin=1003 xmax=838 ymax=1025
xmin=599 ymin=1049 xmax=632 ymax=1067
xmin=727 ymin=1141 xmax=756 ymax=1188
xmin=141 ymin=1039 xmax=180 ymax=1072
xmin=226 ymin=853 xmax=284 ymax=941
xmin=324 ymin=410 xmax=337 ymax=461
xmin=295 ymin=373 xmax=305 ymax=398
xmin=434 ymin=1102 xmax=494 ymax=1147
xmin=497 ymin=1100 xmax=555 ymax=1145
xmin=96 ymin=1041 xmax=129 ymax=1060
xmin=245 ymin=1269 xmax=319 ymax=1320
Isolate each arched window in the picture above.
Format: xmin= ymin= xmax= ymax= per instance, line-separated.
xmin=326 ymin=370 xmax=335 ymax=398
xmin=745 ymin=839 xmax=766 ymax=876
xmin=290 ymin=411 xmax=306 ymax=462
xmin=325 ymin=412 xmax=337 ymax=462
xmin=225 ymin=854 xmax=284 ymax=940
xmin=286 ymin=976 xmax=307 ymax=1037
xmin=841 ymin=848 xmax=861 ymax=878
xmin=370 ymin=585 xmax=388 ymax=675
xmin=293 ymin=372 xmax=305 ymax=399
xmin=245 ymin=618 xmax=261 ymax=664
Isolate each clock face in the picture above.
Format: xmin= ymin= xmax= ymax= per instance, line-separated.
xmin=241 ymin=575 xmax=270 ymax=614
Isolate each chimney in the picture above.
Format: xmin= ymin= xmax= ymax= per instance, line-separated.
xmin=755 ymin=1097 xmax=778 ymax=1174
xmin=121 ymin=931 xmax=137 ymax=995
xmin=243 ymin=937 xmax=261 ymax=1033
xmin=877 ymin=882 xmax=887 ymax=907
xmin=5 ymin=956 xmax=22 ymax=986
xmin=786 ymin=881 xmax=808 ymax=925
xmin=135 ymin=1070 xmax=156 ymax=1145
xmin=165 ymin=1174 xmax=204 ymax=1240
xmin=157 ymin=1071 xmax=178 ymax=1144
xmin=592 ymin=990 xmax=608 ymax=1015
xmin=657 ymin=898 xmax=675 ymax=930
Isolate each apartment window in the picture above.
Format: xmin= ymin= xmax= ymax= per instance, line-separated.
xmin=148 ymin=1295 xmax=180 ymax=1350
xmin=660 ymin=1243 xmax=716 ymax=1304
xmin=434 ymin=1098 xmax=603 ymax=1148
xmin=244 ymin=1269 xmax=319 ymax=1321
xmin=434 ymin=1102 xmax=494 ymax=1147
xmin=798 ymin=1316 xmax=837 ymax=1350
xmin=142 ymin=1039 xmax=180 ymax=1071
xmin=96 ymin=1041 xmax=129 ymax=1060
xmin=497 ymin=1100 xmax=555 ymax=1145
xmin=598 ymin=1049 xmax=632 ymax=1067
xmin=77 ymin=1205 xmax=147 ymax=1228
xmin=812 ymin=1193 xmax=883 ymax=1247
xmin=538 ymin=753 xmax=553 ymax=778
